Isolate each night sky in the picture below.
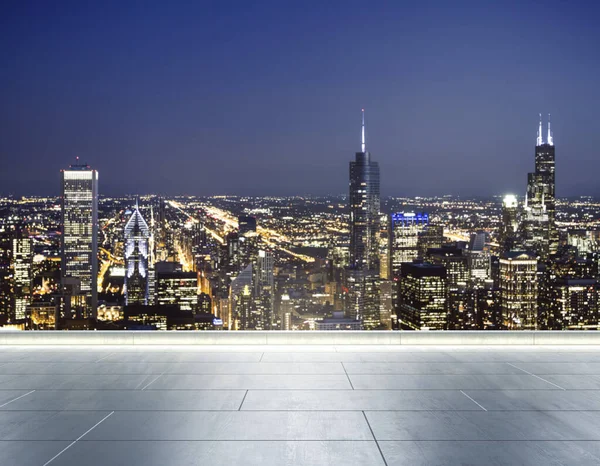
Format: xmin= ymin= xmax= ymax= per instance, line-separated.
xmin=1 ymin=1 xmax=598 ymax=198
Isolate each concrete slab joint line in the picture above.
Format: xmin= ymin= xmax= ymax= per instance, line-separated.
xmin=506 ymin=362 xmax=566 ymax=390
xmin=0 ymin=390 xmax=35 ymax=408
xmin=42 ymin=411 xmax=115 ymax=466
xmin=239 ymin=390 xmax=249 ymax=410
xmin=341 ymin=362 xmax=355 ymax=390
xmin=362 ymin=411 xmax=389 ymax=466
xmin=95 ymin=353 xmax=113 ymax=362
xmin=140 ymin=372 xmax=164 ymax=390
xmin=460 ymin=390 xmax=487 ymax=411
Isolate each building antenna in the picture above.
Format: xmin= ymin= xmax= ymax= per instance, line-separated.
xmin=361 ymin=109 xmax=366 ymax=153
xmin=537 ymin=113 xmax=543 ymax=146
xmin=547 ymin=113 xmax=553 ymax=146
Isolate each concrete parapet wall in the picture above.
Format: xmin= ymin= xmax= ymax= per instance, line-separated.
xmin=1 ymin=330 xmax=600 ymax=345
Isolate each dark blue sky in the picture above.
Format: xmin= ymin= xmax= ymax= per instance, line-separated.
xmin=1 ymin=1 xmax=598 ymax=197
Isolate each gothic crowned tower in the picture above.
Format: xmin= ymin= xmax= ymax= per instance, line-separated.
xmin=124 ymin=203 xmax=151 ymax=305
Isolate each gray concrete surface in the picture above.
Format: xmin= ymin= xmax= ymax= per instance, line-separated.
xmin=2 ymin=344 xmax=600 ymax=465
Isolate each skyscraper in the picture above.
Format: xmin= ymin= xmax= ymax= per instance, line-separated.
xmin=389 ymin=212 xmax=428 ymax=279
xmin=229 ymin=263 xmax=253 ymax=330
xmin=343 ymin=267 xmax=381 ymax=329
xmin=500 ymin=251 xmax=538 ymax=329
xmin=346 ymin=110 xmax=381 ymax=328
xmin=11 ymin=229 xmax=32 ymax=321
xmin=124 ymin=204 xmax=151 ymax=305
xmin=378 ymin=214 xmax=391 ymax=279
xmin=500 ymin=194 xmax=519 ymax=254
xmin=426 ymin=246 xmax=469 ymax=329
xmin=551 ymin=278 xmax=600 ymax=330
xmin=523 ymin=114 xmax=557 ymax=258
xmin=398 ymin=262 xmax=448 ymax=330
xmin=349 ymin=109 xmax=380 ymax=271
xmin=253 ymin=249 xmax=275 ymax=329
xmin=61 ymin=159 xmax=98 ymax=317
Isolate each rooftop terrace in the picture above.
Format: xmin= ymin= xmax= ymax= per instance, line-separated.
xmin=2 ymin=332 xmax=600 ymax=465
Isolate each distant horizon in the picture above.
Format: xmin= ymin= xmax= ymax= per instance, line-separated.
xmin=3 ymin=191 xmax=600 ymax=202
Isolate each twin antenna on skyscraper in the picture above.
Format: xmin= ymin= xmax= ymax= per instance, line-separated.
xmin=361 ymin=109 xmax=553 ymax=150
xmin=537 ymin=113 xmax=554 ymax=146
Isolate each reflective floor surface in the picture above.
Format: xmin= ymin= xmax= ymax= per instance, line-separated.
xmin=2 ymin=344 xmax=600 ymax=465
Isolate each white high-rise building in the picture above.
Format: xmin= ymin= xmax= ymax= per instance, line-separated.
xmin=61 ymin=160 xmax=98 ymax=317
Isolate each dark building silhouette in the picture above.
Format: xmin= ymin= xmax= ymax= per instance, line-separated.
xmin=398 ymin=262 xmax=447 ymax=330
xmin=238 ymin=216 xmax=257 ymax=235
xmin=349 ymin=109 xmax=380 ymax=271
xmin=523 ymin=114 xmax=557 ymax=258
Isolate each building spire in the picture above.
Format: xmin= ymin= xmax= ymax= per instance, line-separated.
xmin=537 ymin=113 xmax=543 ymax=146
xmin=361 ymin=109 xmax=366 ymax=153
xmin=547 ymin=113 xmax=553 ymax=146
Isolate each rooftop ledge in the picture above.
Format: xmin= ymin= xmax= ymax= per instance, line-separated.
xmin=1 ymin=330 xmax=600 ymax=345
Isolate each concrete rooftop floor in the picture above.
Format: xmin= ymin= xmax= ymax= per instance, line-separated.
xmin=2 ymin=344 xmax=600 ymax=465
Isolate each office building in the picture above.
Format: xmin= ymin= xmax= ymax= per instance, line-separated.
xmin=427 ymin=246 xmax=470 ymax=329
xmin=124 ymin=204 xmax=151 ymax=305
xmin=567 ymin=230 xmax=597 ymax=255
xmin=343 ymin=267 xmax=381 ymax=329
xmin=280 ymin=293 xmax=293 ymax=330
xmin=379 ymin=279 xmax=393 ymax=329
xmin=238 ymin=216 xmax=257 ymax=235
xmin=389 ymin=212 xmax=428 ymax=279
xmin=60 ymin=160 xmax=98 ymax=317
xmin=156 ymin=271 xmax=198 ymax=312
xmin=469 ymin=231 xmax=487 ymax=252
xmin=253 ymin=249 xmax=274 ymax=329
xmin=224 ymin=231 xmax=240 ymax=270
xmin=500 ymin=251 xmax=538 ymax=329
xmin=467 ymin=250 xmax=491 ymax=286
xmin=315 ymin=311 xmax=363 ymax=330
xmin=124 ymin=304 xmax=218 ymax=331
xmin=417 ymin=224 xmax=444 ymax=257
xmin=500 ymin=195 xmax=519 ymax=253
xmin=379 ymin=214 xmax=391 ymax=279
xmin=551 ymin=278 xmax=599 ymax=330
xmin=229 ymin=263 xmax=253 ymax=330
xmin=11 ymin=230 xmax=32 ymax=321
xmin=398 ymin=262 xmax=447 ymax=330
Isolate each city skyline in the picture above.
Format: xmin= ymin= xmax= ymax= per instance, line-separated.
xmin=2 ymin=2 xmax=599 ymax=197
xmin=1 ymin=111 xmax=599 ymax=333
xmin=0 ymin=112 xmax=585 ymax=201
xmin=3 ymin=4 xmax=600 ymax=464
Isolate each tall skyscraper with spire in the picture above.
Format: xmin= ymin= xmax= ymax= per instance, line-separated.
xmin=347 ymin=110 xmax=382 ymax=329
xmin=124 ymin=203 xmax=151 ymax=305
xmin=349 ymin=109 xmax=380 ymax=270
xmin=61 ymin=159 xmax=98 ymax=318
xmin=523 ymin=114 xmax=557 ymax=258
